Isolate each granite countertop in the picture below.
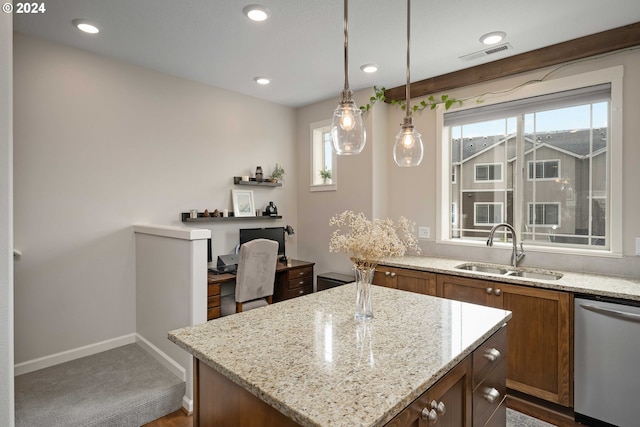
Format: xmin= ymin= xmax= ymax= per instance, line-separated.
xmin=169 ymin=284 xmax=511 ymax=427
xmin=378 ymin=255 xmax=640 ymax=302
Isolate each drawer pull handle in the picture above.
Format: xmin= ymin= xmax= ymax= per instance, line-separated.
xmin=430 ymin=399 xmax=446 ymax=415
xmin=420 ymin=408 xmax=438 ymax=423
xmin=486 ymin=287 xmax=493 ymax=295
xmin=494 ymin=288 xmax=502 ymax=296
xmin=299 ymin=280 xmax=305 ymax=285
xmin=385 ymin=271 xmax=391 ymax=276
xmin=299 ymin=289 xmax=304 ymax=294
xmin=484 ymin=348 xmax=501 ymax=362
xmin=390 ymin=272 xmax=396 ymax=277
xmin=299 ymin=271 xmax=304 ymax=276
xmin=484 ymin=387 xmax=501 ymax=403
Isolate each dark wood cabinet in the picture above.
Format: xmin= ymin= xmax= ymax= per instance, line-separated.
xmin=273 ymin=260 xmax=314 ymax=302
xmin=207 ymin=260 xmax=314 ymax=320
xmin=373 ymin=266 xmax=436 ymax=296
xmin=436 ymin=273 xmax=572 ymax=407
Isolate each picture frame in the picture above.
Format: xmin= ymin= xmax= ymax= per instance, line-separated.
xmin=232 ymin=189 xmax=256 ymax=217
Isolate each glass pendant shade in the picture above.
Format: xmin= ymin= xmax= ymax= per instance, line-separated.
xmin=331 ymin=89 xmax=366 ymax=155
xmin=393 ymin=117 xmax=423 ymax=167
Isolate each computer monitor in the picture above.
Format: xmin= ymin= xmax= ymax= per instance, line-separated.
xmin=239 ymin=227 xmax=285 ymax=256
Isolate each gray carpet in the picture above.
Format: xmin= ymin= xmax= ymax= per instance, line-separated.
xmin=507 ymin=408 xmax=557 ymax=427
xmin=15 ymin=343 xmax=185 ymax=427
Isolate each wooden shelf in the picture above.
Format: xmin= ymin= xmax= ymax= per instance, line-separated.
xmin=181 ymin=212 xmax=282 ymax=222
xmin=233 ymin=177 xmax=282 ymax=187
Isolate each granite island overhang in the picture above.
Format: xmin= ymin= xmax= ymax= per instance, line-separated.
xmin=168 ymin=283 xmax=512 ymax=427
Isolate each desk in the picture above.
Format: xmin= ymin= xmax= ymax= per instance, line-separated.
xmin=207 ymin=259 xmax=315 ymax=320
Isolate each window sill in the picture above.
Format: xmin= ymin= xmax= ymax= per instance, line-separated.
xmin=310 ymin=184 xmax=336 ymax=192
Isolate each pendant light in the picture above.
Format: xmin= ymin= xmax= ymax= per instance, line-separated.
xmin=393 ymin=0 xmax=423 ymax=167
xmin=331 ymin=0 xmax=366 ymax=155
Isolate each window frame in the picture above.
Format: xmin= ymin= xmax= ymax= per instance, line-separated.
xmin=309 ymin=119 xmax=337 ymax=192
xmin=527 ymin=159 xmax=561 ymax=181
xmin=435 ymin=66 xmax=623 ymax=256
xmin=474 ymin=202 xmax=504 ymax=226
xmin=474 ymin=162 xmax=503 ymax=183
xmin=527 ymin=202 xmax=561 ymax=227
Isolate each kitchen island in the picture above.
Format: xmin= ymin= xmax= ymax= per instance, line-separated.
xmin=169 ymin=283 xmax=511 ymax=427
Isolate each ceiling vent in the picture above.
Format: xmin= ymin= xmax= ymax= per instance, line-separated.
xmin=459 ymin=42 xmax=513 ymax=62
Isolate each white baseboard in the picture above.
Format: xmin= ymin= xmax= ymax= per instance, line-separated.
xmin=135 ymin=333 xmax=186 ymax=382
xmin=182 ymin=396 xmax=193 ymax=414
xmin=14 ymin=334 xmax=136 ymax=376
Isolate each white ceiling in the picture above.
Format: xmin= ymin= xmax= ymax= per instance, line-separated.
xmin=13 ymin=0 xmax=640 ymax=108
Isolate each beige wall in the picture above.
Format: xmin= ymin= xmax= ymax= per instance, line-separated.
xmin=13 ymin=33 xmax=296 ymax=363
xmin=298 ymin=48 xmax=640 ymax=278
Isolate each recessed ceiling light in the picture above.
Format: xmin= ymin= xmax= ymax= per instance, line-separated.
xmin=360 ymin=64 xmax=378 ymax=73
xmin=72 ymin=19 xmax=100 ymax=34
xmin=254 ymin=76 xmax=271 ymax=85
xmin=480 ymin=31 xmax=506 ymax=45
xmin=243 ymin=5 xmax=271 ymax=22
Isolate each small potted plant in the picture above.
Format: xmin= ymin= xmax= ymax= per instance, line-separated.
xmin=270 ymin=163 xmax=285 ymax=183
xmin=320 ymin=168 xmax=332 ymax=184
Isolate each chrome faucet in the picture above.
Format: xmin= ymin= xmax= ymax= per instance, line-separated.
xmin=487 ymin=223 xmax=525 ymax=268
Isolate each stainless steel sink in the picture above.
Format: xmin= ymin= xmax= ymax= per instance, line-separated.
xmin=455 ymin=263 xmax=509 ymax=275
xmin=504 ymin=269 xmax=564 ymax=280
xmin=454 ymin=263 xmax=563 ymax=281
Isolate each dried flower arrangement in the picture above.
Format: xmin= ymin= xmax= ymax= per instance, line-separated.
xmin=329 ymin=210 xmax=420 ymax=270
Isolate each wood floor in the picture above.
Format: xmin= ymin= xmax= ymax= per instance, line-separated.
xmin=144 ymin=409 xmax=192 ymax=427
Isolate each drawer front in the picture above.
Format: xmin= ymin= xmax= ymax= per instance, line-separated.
xmin=207 ymin=306 xmax=221 ymax=320
xmin=287 ymin=266 xmax=313 ymax=280
xmin=483 ymin=401 xmax=506 ymax=427
xmin=207 ymin=295 xmax=220 ymax=309
xmin=280 ymin=285 xmax=313 ymax=300
xmin=207 ymin=283 xmax=221 ymax=297
xmin=473 ymin=359 xmax=506 ymax=427
xmin=287 ymin=275 xmax=313 ymax=290
xmin=473 ymin=327 xmax=507 ymax=388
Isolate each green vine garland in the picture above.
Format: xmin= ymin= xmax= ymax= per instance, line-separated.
xmin=359 ymin=86 xmax=463 ymax=114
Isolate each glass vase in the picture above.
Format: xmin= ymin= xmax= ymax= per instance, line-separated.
xmin=354 ymin=266 xmax=375 ymax=321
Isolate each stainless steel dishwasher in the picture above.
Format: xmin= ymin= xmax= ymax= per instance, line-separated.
xmin=575 ymin=295 xmax=640 ymax=427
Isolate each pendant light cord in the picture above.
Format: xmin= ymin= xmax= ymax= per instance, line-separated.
xmin=405 ymin=0 xmax=411 ymax=118
xmin=343 ymin=0 xmax=350 ymax=91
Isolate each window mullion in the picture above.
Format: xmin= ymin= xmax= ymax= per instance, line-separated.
xmin=514 ymin=115 xmax=525 ymax=240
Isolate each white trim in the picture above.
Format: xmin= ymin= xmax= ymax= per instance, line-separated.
xmin=437 ymin=65 xmax=623 ymax=256
xmin=474 ymin=162 xmax=503 ymax=183
xmin=527 ymin=159 xmax=561 ymax=181
xmin=133 ymin=225 xmax=210 ymax=241
xmin=14 ymin=334 xmax=135 ymax=375
xmin=309 ymin=119 xmax=337 ymax=191
xmin=527 ymin=202 xmax=561 ymax=227
xmin=474 ymin=202 xmax=504 ymax=226
xmin=135 ymin=333 xmax=186 ymax=382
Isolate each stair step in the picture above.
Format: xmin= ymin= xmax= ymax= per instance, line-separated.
xmin=15 ymin=343 xmax=184 ymax=427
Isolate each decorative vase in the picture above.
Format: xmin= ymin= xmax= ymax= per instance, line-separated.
xmin=354 ymin=265 xmax=375 ymax=321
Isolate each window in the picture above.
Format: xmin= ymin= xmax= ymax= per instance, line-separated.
xmin=528 ymin=203 xmax=560 ymax=226
xmin=439 ymin=68 xmax=623 ymax=254
xmin=528 ymin=159 xmax=560 ymax=180
xmin=475 ymin=163 xmax=502 ymax=182
xmin=474 ymin=203 xmax=503 ymax=226
xmin=310 ymin=120 xmax=336 ymax=191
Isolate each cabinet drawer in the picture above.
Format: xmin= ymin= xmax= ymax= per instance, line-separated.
xmin=473 ymin=359 xmax=506 ymax=427
xmin=280 ymin=285 xmax=313 ymax=300
xmin=287 ymin=275 xmax=313 ymax=290
xmin=473 ymin=327 xmax=506 ymax=388
xmin=207 ymin=283 xmax=221 ymax=297
xmin=483 ymin=401 xmax=506 ymax=427
xmin=207 ymin=295 xmax=220 ymax=309
xmin=207 ymin=306 xmax=221 ymax=320
xmin=287 ymin=266 xmax=313 ymax=280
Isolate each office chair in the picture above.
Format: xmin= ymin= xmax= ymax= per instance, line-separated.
xmin=220 ymin=238 xmax=278 ymax=316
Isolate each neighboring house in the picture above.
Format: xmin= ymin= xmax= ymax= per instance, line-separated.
xmin=451 ymin=129 xmax=606 ymax=245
